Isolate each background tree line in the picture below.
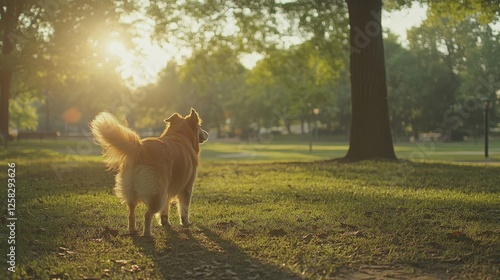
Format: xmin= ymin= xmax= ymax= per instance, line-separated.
xmin=2 ymin=1 xmax=499 ymax=144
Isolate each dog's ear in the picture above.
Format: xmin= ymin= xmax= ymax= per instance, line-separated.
xmin=189 ymin=108 xmax=200 ymax=124
xmin=164 ymin=113 xmax=181 ymax=123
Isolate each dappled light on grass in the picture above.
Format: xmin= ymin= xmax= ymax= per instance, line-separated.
xmin=1 ymin=145 xmax=498 ymax=279
xmin=1 ymin=139 xmax=498 ymax=278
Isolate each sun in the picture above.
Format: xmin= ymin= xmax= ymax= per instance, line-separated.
xmin=105 ymin=40 xmax=149 ymax=88
xmin=107 ymin=41 xmax=128 ymax=57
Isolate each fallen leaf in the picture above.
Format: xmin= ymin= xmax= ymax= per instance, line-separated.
xmin=302 ymin=234 xmax=312 ymax=242
xmin=130 ymin=264 xmax=141 ymax=272
xmin=58 ymin=246 xmax=70 ymax=252
xmin=50 ymin=273 xmax=68 ymax=279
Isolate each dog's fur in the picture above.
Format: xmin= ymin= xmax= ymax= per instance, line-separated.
xmin=90 ymin=109 xmax=208 ymax=236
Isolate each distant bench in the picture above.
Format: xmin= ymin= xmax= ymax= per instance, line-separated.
xmin=17 ymin=131 xmax=60 ymax=141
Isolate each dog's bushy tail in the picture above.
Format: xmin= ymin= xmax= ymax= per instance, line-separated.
xmin=90 ymin=112 xmax=141 ymax=170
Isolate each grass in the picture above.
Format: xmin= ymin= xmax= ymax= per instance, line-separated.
xmin=0 ymin=139 xmax=499 ymax=279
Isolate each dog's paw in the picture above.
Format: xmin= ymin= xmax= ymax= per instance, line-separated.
xmin=160 ymin=215 xmax=171 ymax=227
xmin=128 ymin=230 xmax=139 ymax=236
xmin=181 ymin=219 xmax=190 ymax=227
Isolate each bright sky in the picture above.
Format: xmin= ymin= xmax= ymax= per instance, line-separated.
xmin=382 ymin=3 xmax=428 ymax=46
xmin=107 ymin=4 xmax=428 ymax=89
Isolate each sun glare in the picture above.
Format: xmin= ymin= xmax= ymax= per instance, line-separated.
xmin=107 ymin=41 xmax=128 ymax=57
xmin=105 ymin=40 xmax=148 ymax=88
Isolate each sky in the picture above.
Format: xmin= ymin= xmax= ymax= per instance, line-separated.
xmin=382 ymin=3 xmax=428 ymax=45
xmin=109 ymin=4 xmax=428 ymax=89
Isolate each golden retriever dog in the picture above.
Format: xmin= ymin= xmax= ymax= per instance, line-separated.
xmin=90 ymin=109 xmax=208 ymax=236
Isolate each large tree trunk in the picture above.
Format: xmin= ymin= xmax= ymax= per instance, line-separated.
xmin=0 ymin=65 xmax=13 ymax=140
xmin=0 ymin=2 xmax=20 ymax=142
xmin=343 ymin=0 xmax=396 ymax=161
xmin=0 ymin=31 xmax=14 ymax=141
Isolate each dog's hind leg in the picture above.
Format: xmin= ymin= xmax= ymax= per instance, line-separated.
xmin=128 ymin=200 xmax=138 ymax=233
xmin=160 ymin=195 xmax=172 ymax=227
xmin=143 ymin=195 xmax=163 ymax=236
xmin=178 ymin=186 xmax=193 ymax=227
xmin=143 ymin=209 xmax=153 ymax=237
xmin=142 ymin=198 xmax=162 ymax=236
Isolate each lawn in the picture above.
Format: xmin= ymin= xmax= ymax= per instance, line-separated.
xmin=0 ymin=139 xmax=499 ymax=279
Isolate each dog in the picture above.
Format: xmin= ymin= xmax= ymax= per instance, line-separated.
xmin=90 ymin=109 xmax=208 ymax=236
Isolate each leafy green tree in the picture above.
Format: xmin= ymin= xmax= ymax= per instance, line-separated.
xmin=243 ymin=41 xmax=344 ymax=134
xmin=148 ymin=0 xmax=396 ymax=160
xmin=132 ymin=62 xmax=183 ymax=130
xmin=139 ymin=48 xmax=248 ymax=137
xmin=384 ymin=33 xmax=420 ymax=140
xmin=457 ymin=24 xmax=500 ymax=133
xmin=9 ymin=94 xmax=38 ymax=131
xmin=178 ymin=47 xmax=247 ymax=137
xmin=1 ymin=0 xmax=136 ymax=139
xmin=147 ymin=0 xmax=500 ymax=160
xmin=407 ymin=5 xmax=500 ymax=140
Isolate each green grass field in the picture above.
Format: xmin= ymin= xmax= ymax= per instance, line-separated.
xmin=0 ymin=138 xmax=499 ymax=279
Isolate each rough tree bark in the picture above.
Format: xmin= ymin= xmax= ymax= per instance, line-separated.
xmin=343 ymin=0 xmax=397 ymax=161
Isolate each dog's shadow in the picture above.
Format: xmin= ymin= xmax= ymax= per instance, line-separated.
xmin=131 ymin=225 xmax=299 ymax=279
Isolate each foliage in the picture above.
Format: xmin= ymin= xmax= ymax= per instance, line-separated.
xmin=8 ymin=94 xmax=39 ymax=131
xmin=1 ymin=0 xmax=140 ymax=135
xmin=244 ymin=42 xmax=345 ymax=131
xmin=407 ymin=7 xmax=500 ymax=139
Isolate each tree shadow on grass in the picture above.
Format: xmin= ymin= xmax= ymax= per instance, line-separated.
xmin=131 ymin=225 xmax=301 ymax=280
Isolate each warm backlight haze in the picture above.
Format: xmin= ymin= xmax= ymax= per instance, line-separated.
xmin=112 ymin=4 xmax=428 ymax=89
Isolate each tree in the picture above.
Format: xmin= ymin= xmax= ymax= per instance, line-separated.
xmin=243 ymin=41 xmax=344 ymax=135
xmin=0 ymin=0 xmax=136 ymax=141
xmin=407 ymin=5 xmax=500 ymax=140
xmin=178 ymin=47 xmax=247 ymax=137
xmin=9 ymin=94 xmax=38 ymax=131
xmin=343 ymin=0 xmax=396 ymax=161
xmin=0 ymin=0 xmax=27 ymax=140
xmin=384 ymin=33 xmax=421 ymax=140
xmin=148 ymin=0 xmax=500 ymax=160
xmin=148 ymin=0 xmax=398 ymax=160
xmin=137 ymin=48 xmax=248 ymax=137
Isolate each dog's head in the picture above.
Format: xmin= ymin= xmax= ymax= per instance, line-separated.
xmin=164 ymin=108 xmax=208 ymax=146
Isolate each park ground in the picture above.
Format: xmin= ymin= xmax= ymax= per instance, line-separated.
xmin=0 ymin=138 xmax=499 ymax=279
